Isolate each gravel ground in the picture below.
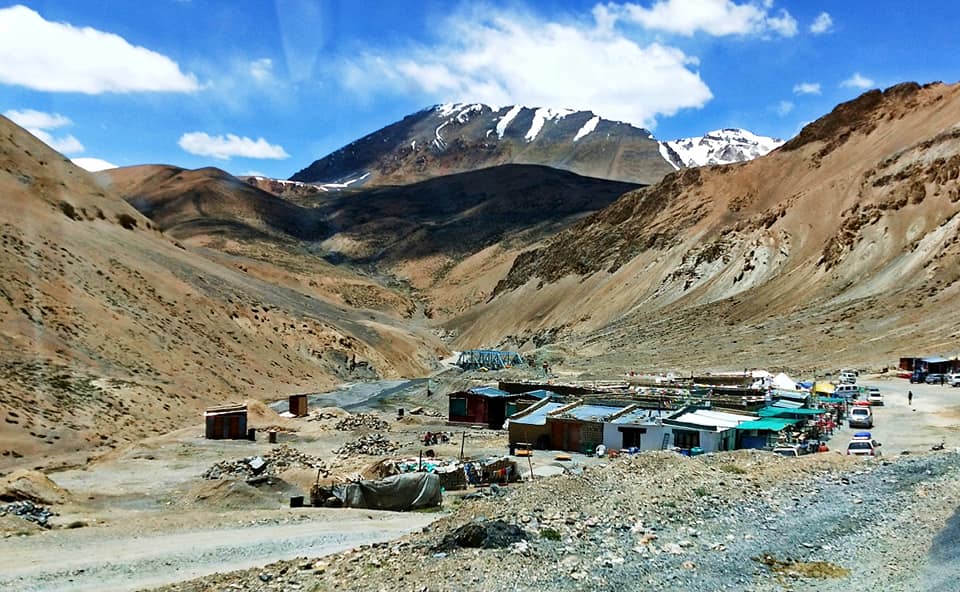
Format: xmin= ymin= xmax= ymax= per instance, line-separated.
xmin=143 ymin=449 xmax=960 ymax=592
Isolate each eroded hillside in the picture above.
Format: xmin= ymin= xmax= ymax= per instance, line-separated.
xmin=0 ymin=116 xmax=444 ymax=473
xmin=446 ymin=82 xmax=960 ymax=370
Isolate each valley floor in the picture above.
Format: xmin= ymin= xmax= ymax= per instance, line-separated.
xmin=0 ymin=372 xmax=958 ymax=592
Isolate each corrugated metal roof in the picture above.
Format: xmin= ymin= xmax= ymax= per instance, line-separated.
xmin=668 ymin=409 xmax=754 ymax=429
xmin=921 ymin=356 xmax=950 ymax=363
xmin=771 ymin=399 xmax=804 ymax=409
xmin=559 ymin=404 xmax=626 ymax=422
xmin=509 ymin=402 xmax=566 ymax=425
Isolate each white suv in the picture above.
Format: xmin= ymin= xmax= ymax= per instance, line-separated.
xmin=848 ymin=406 xmax=873 ymax=428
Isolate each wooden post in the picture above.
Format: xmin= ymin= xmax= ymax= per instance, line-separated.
xmin=460 ymin=431 xmax=466 ymax=460
xmin=527 ymin=449 xmax=534 ymax=481
xmin=418 ymin=449 xmax=423 ymax=471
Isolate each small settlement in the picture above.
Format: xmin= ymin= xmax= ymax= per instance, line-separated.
xmin=449 ymin=369 xmax=849 ymax=456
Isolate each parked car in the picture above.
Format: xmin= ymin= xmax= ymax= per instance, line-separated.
xmin=772 ymin=446 xmax=801 ymax=457
xmin=838 ymin=372 xmax=857 ymax=384
xmin=949 ymin=374 xmax=960 ymax=387
xmin=847 ymin=438 xmax=882 ymax=457
xmin=910 ymin=370 xmax=927 ymax=383
xmin=925 ymin=373 xmax=946 ymax=384
xmin=867 ymin=387 xmax=884 ymax=406
xmin=834 ymin=384 xmax=860 ymax=399
xmin=848 ymin=406 xmax=873 ymax=428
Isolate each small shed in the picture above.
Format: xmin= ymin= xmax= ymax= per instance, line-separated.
xmin=662 ymin=407 xmax=754 ymax=453
xmin=204 ymin=404 xmax=248 ymax=440
xmin=288 ymin=394 xmax=308 ymax=417
xmin=602 ymin=408 xmax=672 ymax=451
xmin=448 ymin=387 xmax=525 ymax=429
xmin=546 ymin=403 xmax=632 ymax=453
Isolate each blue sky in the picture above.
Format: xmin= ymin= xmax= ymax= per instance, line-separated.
xmin=0 ymin=1 xmax=956 ymax=179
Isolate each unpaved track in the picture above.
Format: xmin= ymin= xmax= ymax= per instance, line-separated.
xmin=0 ymin=511 xmax=437 ymax=592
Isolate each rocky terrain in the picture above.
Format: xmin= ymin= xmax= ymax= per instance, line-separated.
xmin=447 ymin=82 xmax=960 ymax=371
xmin=146 ymin=449 xmax=960 ymax=592
xmin=0 ymin=115 xmax=443 ymax=473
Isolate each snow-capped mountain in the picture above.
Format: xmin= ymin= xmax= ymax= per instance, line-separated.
xmin=290 ymin=104 xmax=783 ymax=188
xmin=659 ymin=128 xmax=784 ymax=169
xmin=290 ymin=103 xmax=674 ymax=187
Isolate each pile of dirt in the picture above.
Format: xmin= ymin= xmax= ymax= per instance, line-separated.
xmin=185 ymin=478 xmax=294 ymax=509
xmin=334 ymin=413 xmax=390 ymax=431
xmin=307 ymin=407 xmax=351 ymax=423
xmin=0 ymin=469 xmax=68 ymax=505
xmin=332 ymin=434 xmax=399 ymax=457
xmin=201 ymin=444 xmax=328 ymax=480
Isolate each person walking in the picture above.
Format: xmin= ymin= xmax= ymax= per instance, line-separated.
xmin=908 ymin=390 xmax=913 ymax=406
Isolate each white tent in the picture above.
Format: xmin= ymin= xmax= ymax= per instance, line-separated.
xmin=771 ymin=372 xmax=797 ymax=390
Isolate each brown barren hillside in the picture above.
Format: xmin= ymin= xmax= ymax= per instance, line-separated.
xmin=0 ymin=116 xmax=443 ymax=473
xmin=445 ymin=82 xmax=960 ymax=370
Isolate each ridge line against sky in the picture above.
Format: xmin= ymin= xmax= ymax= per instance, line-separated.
xmin=0 ymin=0 xmax=955 ymax=178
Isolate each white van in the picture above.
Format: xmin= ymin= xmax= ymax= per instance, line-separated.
xmin=834 ymin=384 xmax=860 ymax=399
xmin=838 ymin=371 xmax=857 ymax=384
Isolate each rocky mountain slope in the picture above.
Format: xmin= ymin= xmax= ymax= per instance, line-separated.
xmin=0 ymin=116 xmax=443 ymax=473
xmin=290 ymin=103 xmax=676 ymax=186
xmin=108 ymin=163 xmax=638 ymax=319
xmin=660 ymin=128 xmax=783 ymax=169
xmin=443 ymin=82 xmax=960 ymax=370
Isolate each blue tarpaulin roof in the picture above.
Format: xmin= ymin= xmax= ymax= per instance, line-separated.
xmin=467 ymin=387 xmax=512 ymax=398
xmin=521 ymin=389 xmax=557 ymax=400
xmin=735 ymin=418 xmax=800 ymax=431
xmin=921 ymin=356 xmax=950 ymax=363
xmin=560 ymin=404 xmax=627 ymax=422
xmin=509 ymin=402 xmax=566 ymax=425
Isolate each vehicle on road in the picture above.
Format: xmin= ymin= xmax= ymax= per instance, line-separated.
xmin=847 ymin=438 xmax=882 ymax=457
xmin=949 ymin=374 xmax=960 ymax=387
xmin=925 ymin=373 xmax=946 ymax=385
xmin=867 ymin=387 xmax=883 ymax=406
xmin=848 ymin=406 xmax=873 ymax=428
xmin=834 ymin=384 xmax=860 ymax=399
xmin=838 ymin=371 xmax=857 ymax=384
xmin=910 ymin=370 xmax=927 ymax=383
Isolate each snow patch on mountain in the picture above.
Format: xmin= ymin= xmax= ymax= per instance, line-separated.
xmin=659 ymin=128 xmax=783 ymax=168
xmin=526 ymin=107 xmax=575 ymax=142
xmin=573 ymin=115 xmax=601 ymax=142
xmin=496 ymin=105 xmax=523 ymax=139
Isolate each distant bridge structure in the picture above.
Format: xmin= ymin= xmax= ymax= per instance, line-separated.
xmin=456 ymin=350 xmax=526 ymax=371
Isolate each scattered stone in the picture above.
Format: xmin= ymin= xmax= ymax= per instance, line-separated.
xmin=334 ymin=414 xmax=390 ymax=431
xmin=202 ymin=444 xmax=328 ymax=480
xmin=0 ymin=500 xmax=56 ymax=528
xmin=332 ymin=434 xmax=399 ymax=457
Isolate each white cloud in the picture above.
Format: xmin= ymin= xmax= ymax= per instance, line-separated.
xmin=841 ymin=72 xmax=875 ymax=89
xmin=776 ymin=100 xmax=794 ymax=116
xmin=3 ymin=108 xmax=71 ymax=129
xmin=4 ymin=107 xmax=85 ymax=154
xmin=792 ymin=82 xmax=821 ymax=95
xmin=72 ymin=157 xmax=117 ymax=171
xmin=810 ymin=12 xmax=833 ymax=34
xmin=342 ymin=10 xmax=713 ymax=129
xmin=178 ymin=132 xmax=290 ymax=160
xmin=250 ymin=58 xmax=273 ymax=82
xmin=615 ymin=0 xmax=797 ymax=37
xmin=0 ymin=5 xmax=199 ymax=94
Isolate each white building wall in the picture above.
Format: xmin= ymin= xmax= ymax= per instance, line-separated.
xmin=602 ymin=422 xmax=673 ymax=451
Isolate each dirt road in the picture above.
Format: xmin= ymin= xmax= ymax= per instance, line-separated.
xmin=854 ymin=377 xmax=960 ymax=452
xmin=0 ymin=509 xmax=436 ymax=592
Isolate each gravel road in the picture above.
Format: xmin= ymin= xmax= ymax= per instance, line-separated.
xmin=0 ymin=510 xmax=437 ymax=592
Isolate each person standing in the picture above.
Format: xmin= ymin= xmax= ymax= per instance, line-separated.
xmin=908 ymin=390 xmax=913 ymax=406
